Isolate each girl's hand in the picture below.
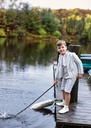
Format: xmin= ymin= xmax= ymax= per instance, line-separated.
xmin=77 ymin=74 xmax=83 ymax=78
xmin=54 ymin=79 xmax=58 ymax=86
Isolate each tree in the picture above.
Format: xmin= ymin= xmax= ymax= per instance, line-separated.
xmin=41 ymin=9 xmax=59 ymax=34
xmin=66 ymin=14 xmax=84 ymax=35
xmin=5 ymin=9 xmax=18 ymax=36
xmin=82 ymin=14 xmax=91 ymax=40
xmin=20 ymin=4 xmax=41 ymax=34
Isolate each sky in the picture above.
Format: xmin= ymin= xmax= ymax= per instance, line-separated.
xmin=18 ymin=0 xmax=91 ymax=10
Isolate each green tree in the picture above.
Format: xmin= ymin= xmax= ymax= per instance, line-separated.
xmin=66 ymin=14 xmax=84 ymax=35
xmin=41 ymin=9 xmax=59 ymax=34
xmin=5 ymin=8 xmax=18 ymax=37
xmin=82 ymin=14 xmax=91 ymax=40
xmin=20 ymin=4 xmax=41 ymax=34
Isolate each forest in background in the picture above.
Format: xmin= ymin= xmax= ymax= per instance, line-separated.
xmin=0 ymin=0 xmax=91 ymax=43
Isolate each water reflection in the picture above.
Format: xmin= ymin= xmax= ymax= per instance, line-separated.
xmin=0 ymin=39 xmax=90 ymax=69
xmin=33 ymin=108 xmax=54 ymax=115
xmin=0 ymin=38 xmax=56 ymax=72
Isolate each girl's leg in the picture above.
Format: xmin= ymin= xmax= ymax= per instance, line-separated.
xmin=56 ymin=90 xmax=65 ymax=106
xmin=58 ymin=92 xmax=69 ymax=113
xmin=62 ymin=90 xmax=65 ymax=100
xmin=58 ymin=78 xmax=76 ymax=113
xmin=65 ymin=92 xmax=71 ymax=106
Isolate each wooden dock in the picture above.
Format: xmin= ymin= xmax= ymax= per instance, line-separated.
xmin=55 ymin=73 xmax=91 ymax=128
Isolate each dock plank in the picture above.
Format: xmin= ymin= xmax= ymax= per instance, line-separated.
xmin=55 ymin=73 xmax=91 ymax=127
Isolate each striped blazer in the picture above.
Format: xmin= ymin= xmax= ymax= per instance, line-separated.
xmin=55 ymin=50 xmax=84 ymax=79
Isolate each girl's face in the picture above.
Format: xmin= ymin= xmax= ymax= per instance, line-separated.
xmin=57 ymin=44 xmax=67 ymax=55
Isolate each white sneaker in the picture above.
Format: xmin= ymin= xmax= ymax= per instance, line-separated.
xmin=56 ymin=100 xmax=65 ymax=106
xmin=56 ymin=102 xmax=64 ymax=106
xmin=59 ymin=105 xmax=69 ymax=114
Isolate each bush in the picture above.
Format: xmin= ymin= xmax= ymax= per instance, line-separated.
xmin=10 ymin=33 xmax=18 ymax=37
xmin=17 ymin=27 xmax=27 ymax=37
xmin=53 ymin=30 xmax=62 ymax=38
xmin=0 ymin=29 xmax=6 ymax=37
xmin=38 ymin=28 xmax=47 ymax=35
xmin=81 ymin=32 xmax=88 ymax=39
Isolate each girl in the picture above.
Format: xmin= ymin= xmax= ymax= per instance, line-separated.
xmin=54 ymin=40 xmax=84 ymax=114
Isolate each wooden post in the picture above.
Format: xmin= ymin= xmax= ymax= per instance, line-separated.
xmin=68 ymin=44 xmax=81 ymax=103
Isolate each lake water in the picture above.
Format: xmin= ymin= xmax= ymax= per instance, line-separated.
xmin=0 ymin=38 xmax=90 ymax=128
xmin=0 ymin=39 xmax=57 ymax=128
